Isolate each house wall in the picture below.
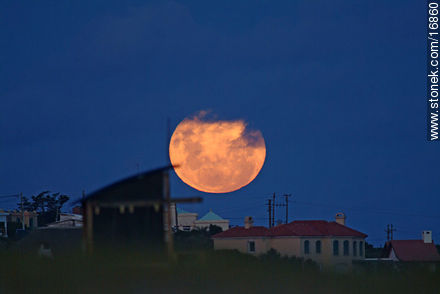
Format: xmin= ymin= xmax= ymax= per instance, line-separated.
xmin=7 ymin=213 xmax=38 ymax=229
xmin=388 ymin=248 xmax=399 ymax=261
xmin=270 ymin=237 xmax=302 ymax=257
xmin=307 ymin=237 xmax=365 ymax=267
xmin=213 ymin=236 xmax=366 ymax=267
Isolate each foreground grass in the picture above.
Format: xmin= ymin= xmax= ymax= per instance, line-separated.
xmin=0 ymin=249 xmax=438 ymax=294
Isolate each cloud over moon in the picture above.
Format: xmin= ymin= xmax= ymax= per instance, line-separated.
xmin=169 ymin=111 xmax=266 ymax=193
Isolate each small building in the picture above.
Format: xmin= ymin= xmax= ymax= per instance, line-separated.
xmin=46 ymin=213 xmax=83 ymax=228
xmin=82 ymin=167 xmax=170 ymax=251
xmin=212 ymin=213 xmax=367 ymax=268
xmin=169 ymin=206 xmax=229 ymax=232
xmin=7 ymin=211 xmax=38 ymax=229
xmin=169 ymin=206 xmax=198 ymax=231
xmin=72 ymin=206 xmax=83 ymax=215
xmin=382 ymin=231 xmax=440 ymax=262
xmin=194 ymin=210 xmax=229 ymax=232
xmin=60 ymin=213 xmax=82 ymax=222
xmin=81 ymin=166 xmax=201 ymax=252
xmin=0 ymin=211 xmax=8 ymax=237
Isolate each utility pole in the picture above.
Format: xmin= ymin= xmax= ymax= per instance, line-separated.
xmin=385 ymin=224 xmax=397 ymax=241
xmin=272 ymin=193 xmax=275 ymax=228
xmin=174 ymin=203 xmax=178 ymax=230
xmin=20 ymin=192 xmax=25 ymax=230
xmin=283 ymin=194 xmax=291 ymax=224
xmin=166 ymin=118 xmax=171 ymax=165
xmin=266 ymin=199 xmax=272 ymax=228
xmin=264 ymin=193 xmax=293 ymax=228
xmin=164 ymin=171 xmax=175 ymax=261
xmin=390 ymin=224 xmax=396 ymax=240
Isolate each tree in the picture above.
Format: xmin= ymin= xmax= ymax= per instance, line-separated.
xmin=208 ymin=224 xmax=223 ymax=236
xmin=20 ymin=196 xmax=34 ymax=211
xmin=365 ymin=241 xmax=384 ymax=258
xmin=17 ymin=191 xmax=70 ymax=227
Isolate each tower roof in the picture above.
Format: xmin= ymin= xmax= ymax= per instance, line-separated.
xmin=198 ymin=210 xmax=225 ymax=221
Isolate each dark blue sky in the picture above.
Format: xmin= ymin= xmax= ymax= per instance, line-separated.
xmin=1 ymin=0 xmax=436 ymax=246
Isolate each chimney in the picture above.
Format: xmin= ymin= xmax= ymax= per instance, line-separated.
xmin=244 ymin=216 xmax=254 ymax=229
xmin=335 ymin=212 xmax=346 ymax=226
xmin=422 ymin=230 xmax=432 ymax=243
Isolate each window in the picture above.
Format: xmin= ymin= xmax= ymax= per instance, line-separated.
xmin=359 ymin=241 xmax=363 ymax=257
xmin=353 ymin=241 xmax=357 ymax=256
xmin=248 ymin=241 xmax=256 ymax=253
xmin=304 ymin=240 xmax=310 ymax=254
xmin=315 ymin=240 xmax=321 ymax=254
xmin=183 ymin=226 xmax=191 ymax=231
xmin=333 ymin=240 xmax=339 ymax=256
xmin=343 ymin=240 xmax=349 ymax=256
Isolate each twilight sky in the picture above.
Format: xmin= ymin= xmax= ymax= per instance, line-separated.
xmin=1 ymin=0 xmax=437 ymax=246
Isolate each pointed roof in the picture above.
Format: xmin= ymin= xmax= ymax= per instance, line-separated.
xmin=198 ymin=210 xmax=225 ymax=221
xmin=384 ymin=240 xmax=440 ymax=262
xmin=80 ymin=165 xmax=174 ymax=203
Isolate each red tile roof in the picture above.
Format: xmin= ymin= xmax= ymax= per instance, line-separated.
xmin=212 ymin=220 xmax=367 ymax=239
xmin=212 ymin=226 xmax=270 ymax=238
xmin=385 ymin=240 xmax=440 ymax=262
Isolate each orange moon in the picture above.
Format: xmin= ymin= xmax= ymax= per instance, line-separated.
xmin=169 ymin=112 xmax=266 ymax=193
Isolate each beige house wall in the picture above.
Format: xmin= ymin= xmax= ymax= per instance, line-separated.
xmin=303 ymin=237 xmax=365 ymax=267
xmin=178 ymin=214 xmax=198 ymax=227
xmin=270 ymin=237 xmax=302 ymax=257
xmin=213 ymin=236 xmax=366 ymax=267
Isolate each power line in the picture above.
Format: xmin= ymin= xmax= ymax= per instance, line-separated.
xmin=272 ymin=193 xmax=275 ymax=227
xmin=0 ymin=194 xmax=19 ymax=198
xmin=284 ymin=194 xmax=291 ymax=224
xmin=294 ymin=200 xmax=440 ymax=219
xmin=266 ymin=198 xmax=272 ymax=228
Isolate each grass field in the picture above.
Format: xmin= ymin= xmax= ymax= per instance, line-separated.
xmin=1 ymin=248 xmax=438 ymax=294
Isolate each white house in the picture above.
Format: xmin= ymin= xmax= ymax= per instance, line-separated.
xmin=169 ymin=204 xmax=229 ymax=232
xmin=174 ymin=207 xmax=198 ymax=231
xmin=212 ymin=213 xmax=367 ymax=268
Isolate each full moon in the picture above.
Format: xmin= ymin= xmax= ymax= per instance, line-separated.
xmin=169 ymin=112 xmax=266 ymax=193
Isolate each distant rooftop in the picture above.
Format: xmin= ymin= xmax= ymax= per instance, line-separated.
xmin=198 ymin=210 xmax=225 ymax=221
xmin=213 ymin=220 xmax=367 ymax=238
xmin=384 ymin=240 xmax=440 ymax=262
